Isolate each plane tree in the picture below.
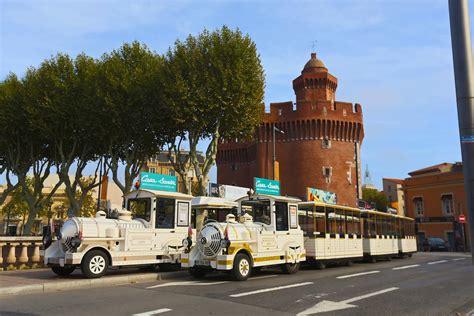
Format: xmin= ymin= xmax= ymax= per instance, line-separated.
xmin=162 ymin=26 xmax=265 ymax=195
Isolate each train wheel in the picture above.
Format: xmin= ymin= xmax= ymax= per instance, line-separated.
xmin=51 ymin=265 xmax=76 ymax=276
xmin=232 ymin=253 xmax=251 ymax=281
xmin=81 ymin=250 xmax=109 ymax=279
xmin=346 ymin=260 xmax=354 ymax=266
xmin=189 ymin=267 xmax=207 ymax=278
xmin=282 ymin=262 xmax=300 ymax=274
xmin=386 ymin=256 xmax=392 ymax=261
xmin=407 ymin=253 xmax=413 ymax=258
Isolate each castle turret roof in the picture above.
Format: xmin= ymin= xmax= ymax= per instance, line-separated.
xmin=302 ymin=53 xmax=328 ymax=73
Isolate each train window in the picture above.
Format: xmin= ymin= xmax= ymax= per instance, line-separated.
xmin=346 ymin=211 xmax=353 ymax=235
xmin=275 ymin=202 xmax=289 ymax=231
xmin=128 ymin=198 xmax=151 ymax=222
xmin=315 ymin=207 xmax=325 ymax=236
xmin=241 ymin=199 xmax=271 ymax=225
xmin=353 ymin=212 xmax=361 ymax=236
xmin=298 ymin=207 xmax=313 ymax=237
xmin=370 ymin=214 xmax=377 ymax=237
xmin=335 ymin=209 xmax=345 ymax=235
xmin=156 ymin=198 xmax=175 ymax=229
xmin=326 ymin=207 xmax=336 ymax=235
xmin=191 ymin=208 xmax=237 ymax=231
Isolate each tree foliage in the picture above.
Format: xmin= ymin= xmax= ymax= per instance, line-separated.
xmin=0 ymin=27 xmax=266 ymax=231
xmin=100 ymin=41 xmax=166 ymax=197
xmin=162 ymin=26 xmax=265 ymax=194
xmin=362 ymin=188 xmax=388 ymax=212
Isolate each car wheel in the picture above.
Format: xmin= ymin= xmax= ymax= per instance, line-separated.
xmin=51 ymin=265 xmax=76 ymax=276
xmin=232 ymin=253 xmax=251 ymax=281
xmin=81 ymin=250 xmax=109 ymax=279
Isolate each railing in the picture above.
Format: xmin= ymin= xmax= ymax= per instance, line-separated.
xmin=0 ymin=237 xmax=43 ymax=270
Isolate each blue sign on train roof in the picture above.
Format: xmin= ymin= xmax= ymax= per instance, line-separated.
xmin=254 ymin=177 xmax=280 ymax=196
xmin=139 ymin=172 xmax=177 ymax=192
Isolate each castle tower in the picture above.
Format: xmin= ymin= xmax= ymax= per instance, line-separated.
xmin=217 ymin=53 xmax=364 ymax=206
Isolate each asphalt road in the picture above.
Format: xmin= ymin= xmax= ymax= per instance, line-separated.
xmin=1 ymin=252 xmax=473 ymax=316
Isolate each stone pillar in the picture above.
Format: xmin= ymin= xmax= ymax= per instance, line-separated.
xmin=31 ymin=243 xmax=41 ymax=268
xmin=18 ymin=243 xmax=29 ymax=269
xmin=6 ymin=243 xmax=17 ymax=270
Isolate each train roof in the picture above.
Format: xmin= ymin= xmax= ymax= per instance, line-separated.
xmin=191 ymin=196 xmax=238 ymax=208
xmin=298 ymin=201 xmax=360 ymax=212
xmin=359 ymin=209 xmax=415 ymax=220
xmin=123 ymin=189 xmax=193 ymax=200
xmin=236 ymin=194 xmax=301 ymax=203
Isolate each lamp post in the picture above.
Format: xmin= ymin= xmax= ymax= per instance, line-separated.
xmin=448 ymin=0 xmax=474 ymax=263
xmin=272 ymin=126 xmax=285 ymax=180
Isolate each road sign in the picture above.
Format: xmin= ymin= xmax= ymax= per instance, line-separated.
xmin=459 ymin=214 xmax=466 ymax=223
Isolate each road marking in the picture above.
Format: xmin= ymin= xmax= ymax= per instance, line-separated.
xmin=146 ymin=281 xmax=228 ymax=289
xmin=336 ymin=271 xmax=380 ymax=279
xmin=132 ymin=308 xmax=172 ymax=316
xmin=392 ymin=264 xmax=420 ymax=270
xmin=251 ymin=275 xmax=279 ymax=280
xmin=230 ymin=282 xmax=314 ymax=298
xmin=428 ymin=260 xmax=447 ymax=265
xmin=452 ymin=258 xmax=467 ymax=261
xmin=297 ymin=287 xmax=399 ymax=315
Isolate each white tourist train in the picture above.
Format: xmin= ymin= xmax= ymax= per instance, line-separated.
xmin=40 ymin=187 xmax=193 ymax=278
xmin=298 ymin=201 xmax=417 ymax=269
xmin=181 ymin=193 xmax=306 ymax=281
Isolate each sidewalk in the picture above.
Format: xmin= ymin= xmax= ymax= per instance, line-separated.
xmin=0 ymin=267 xmax=187 ymax=296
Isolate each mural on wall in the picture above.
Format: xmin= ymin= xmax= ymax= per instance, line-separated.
xmin=307 ymin=187 xmax=337 ymax=204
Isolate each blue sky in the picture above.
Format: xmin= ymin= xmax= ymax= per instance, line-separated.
xmin=1 ymin=0 xmax=472 ymax=189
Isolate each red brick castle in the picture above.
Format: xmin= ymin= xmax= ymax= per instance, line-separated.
xmin=216 ymin=53 xmax=365 ymax=206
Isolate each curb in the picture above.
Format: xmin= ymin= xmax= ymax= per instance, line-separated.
xmin=0 ymin=270 xmax=187 ymax=297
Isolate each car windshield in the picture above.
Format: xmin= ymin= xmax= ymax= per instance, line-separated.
xmin=430 ymin=238 xmax=445 ymax=244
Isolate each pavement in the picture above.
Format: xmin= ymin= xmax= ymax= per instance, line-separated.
xmin=0 ymin=266 xmax=186 ymax=296
xmin=0 ymin=252 xmax=473 ymax=316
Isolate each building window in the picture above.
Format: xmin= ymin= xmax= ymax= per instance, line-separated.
xmin=278 ymin=109 xmax=282 ymax=116
xmin=169 ymin=169 xmax=175 ymax=176
xmin=413 ymin=197 xmax=424 ymax=217
xmin=388 ymin=185 xmax=392 ymax=192
xmin=441 ymin=194 xmax=454 ymax=215
xmin=321 ymin=139 xmax=331 ymax=149
xmin=149 ymin=167 xmax=156 ymax=173
xmin=342 ymin=108 xmax=347 ymax=116
xmin=323 ymin=166 xmax=332 ymax=183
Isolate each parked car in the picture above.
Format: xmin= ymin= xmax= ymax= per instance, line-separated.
xmin=423 ymin=238 xmax=448 ymax=252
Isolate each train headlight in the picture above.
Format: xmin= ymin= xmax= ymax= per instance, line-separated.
xmin=182 ymin=237 xmax=192 ymax=249
xmin=220 ymin=239 xmax=230 ymax=249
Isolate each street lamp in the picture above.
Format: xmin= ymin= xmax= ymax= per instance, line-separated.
xmin=273 ymin=126 xmax=285 ymax=180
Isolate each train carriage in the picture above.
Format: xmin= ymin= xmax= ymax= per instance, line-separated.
xmin=361 ymin=210 xmax=417 ymax=261
xmin=41 ymin=189 xmax=193 ymax=278
xmin=182 ymin=193 xmax=306 ymax=281
xmin=298 ymin=202 xmax=363 ymax=268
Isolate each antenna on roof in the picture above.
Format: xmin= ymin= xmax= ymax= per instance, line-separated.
xmin=311 ymin=40 xmax=318 ymax=52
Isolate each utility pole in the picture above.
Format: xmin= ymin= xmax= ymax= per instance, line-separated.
xmin=448 ymin=0 xmax=474 ymax=263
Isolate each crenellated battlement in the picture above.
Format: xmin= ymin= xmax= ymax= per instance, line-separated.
xmin=263 ymin=100 xmax=363 ymax=123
